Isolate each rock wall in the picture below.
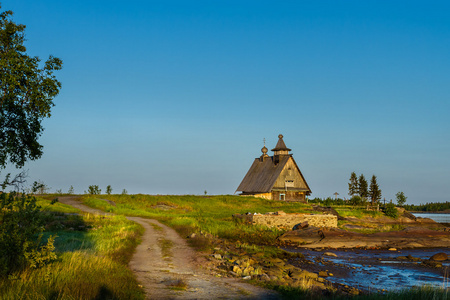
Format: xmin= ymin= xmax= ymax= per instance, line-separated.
xmin=235 ymin=212 xmax=337 ymax=229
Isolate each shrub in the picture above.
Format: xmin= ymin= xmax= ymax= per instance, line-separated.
xmin=384 ymin=202 xmax=398 ymax=219
xmin=0 ymin=191 xmax=56 ymax=276
xmin=349 ymin=195 xmax=363 ymax=206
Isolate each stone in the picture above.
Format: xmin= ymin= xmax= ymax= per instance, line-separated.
xmin=189 ymin=233 xmax=196 ymax=238
xmin=423 ymin=260 xmax=443 ymax=268
xmin=396 ymin=256 xmax=408 ymax=260
xmin=242 ymin=276 xmax=251 ymax=280
xmin=293 ymin=221 xmax=309 ymax=230
xmin=213 ymin=254 xmax=222 ymax=260
xmin=323 ymin=252 xmax=337 ymax=257
xmin=257 ymin=274 xmax=271 ymax=281
xmin=430 ymin=253 xmax=448 ymax=261
xmin=406 ymin=255 xmax=421 ymax=262
xmin=318 ymin=271 xmax=328 ymax=277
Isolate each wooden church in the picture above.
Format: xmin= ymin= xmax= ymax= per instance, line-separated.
xmin=236 ymin=134 xmax=311 ymax=202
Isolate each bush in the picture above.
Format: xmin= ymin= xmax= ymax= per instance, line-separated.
xmin=0 ymin=191 xmax=56 ymax=276
xmin=349 ymin=195 xmax=364 ymax=206
xmin=384 ymin=202 xmax=398 ymax=219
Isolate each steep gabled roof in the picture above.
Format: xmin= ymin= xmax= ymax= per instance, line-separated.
xmin=236 ymin=155 xmax=290 ymax=193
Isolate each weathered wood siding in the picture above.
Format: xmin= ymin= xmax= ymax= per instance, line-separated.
xmin=273 ymin=157 xmax=308 ymax=190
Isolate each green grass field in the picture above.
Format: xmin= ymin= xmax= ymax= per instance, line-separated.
xmin=0 ymin=197 xmax=145 ymax=300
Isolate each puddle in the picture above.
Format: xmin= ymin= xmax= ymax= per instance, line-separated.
xmin=284 ymin=247 xmax=450 ymax=292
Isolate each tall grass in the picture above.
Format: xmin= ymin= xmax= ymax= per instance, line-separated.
xmin=0 ymin=198 xmax=145 ymax=299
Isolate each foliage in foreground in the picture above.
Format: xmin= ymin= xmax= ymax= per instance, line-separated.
xmin=0 ymin=198 xmax=144 ymax=299
xmin=0 ymin=190 xmax=58 ymax=277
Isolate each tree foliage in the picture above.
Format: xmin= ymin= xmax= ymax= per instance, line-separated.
xmin=0 ymin=175 xmax=57 ymax=276
xmin=0 ymin=5 xmax=62 ymax=169
xmin=369 ymin=175 xmax=382 ymax=205
xmin=106 ymin=185 xmax=112 ymax=195
xmin=358 ymin=174 xmax=368 ymax=199
xmin=348 ymin=172 xmax=358 ymax=197
xmin=395 ymin=191 xmax=407 ymax=207
xmin=404 ymin=201 xmax=450 ymax=212
xmin=87 ymin=185 xmax=101 ymax=195
xmin=0 ymin=5 xmax=60 ymax=276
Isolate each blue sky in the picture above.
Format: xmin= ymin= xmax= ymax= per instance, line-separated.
xmin=2 ymin=1 xmax=449 ymax=204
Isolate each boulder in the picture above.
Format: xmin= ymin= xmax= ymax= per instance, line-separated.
xmin=318 ymin=271 xmax=329 ymax=277
xmin=430 ymin=252 xmax=448 ymax=261
xmin=293 ymin=221 xmax=309 ymax=230
xmin=323 ymin=252 xmax=338 ymax=257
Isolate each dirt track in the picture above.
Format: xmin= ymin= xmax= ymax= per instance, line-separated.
xmin=58 ymin=197 xmax=280 ymax=300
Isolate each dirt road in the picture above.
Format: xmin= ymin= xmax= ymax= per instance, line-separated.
xmin=58 ymin=197 xmax=280 ymax=299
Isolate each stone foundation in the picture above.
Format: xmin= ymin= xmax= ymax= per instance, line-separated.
xmin=234 ymin=211 xmax=338 ymax=230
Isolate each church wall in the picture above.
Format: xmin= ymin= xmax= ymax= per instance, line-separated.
xmin=273 ymin=157 xmax=308 ymax=190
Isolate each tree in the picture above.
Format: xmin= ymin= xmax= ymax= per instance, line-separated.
xmin=106 ymin=185 xmax=112 ymax=195
xmin=358 ymin=174 xmax=368 ymax=199
xmin=0 ymin=5 xmax=61 ymax=276
xmin=348 ymin=172 xmax=358 ymax=197
xmin=88 ymin=185 xmax=101 ymax=195
xmin=67 ymin=185 xmax=74 ymax=194
xmin=368 ymin=175 xmax=382 ymax=205
xmin=0 ymin=5 xmax=62 ymax=169
xmin=396 ymin=191 xmax=407 ymax=207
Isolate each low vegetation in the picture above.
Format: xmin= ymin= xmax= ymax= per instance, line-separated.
xmin=0 ymin=196 xmax=144 ymax=299
xmin=81 ymin=194 xmax=314 ymax=247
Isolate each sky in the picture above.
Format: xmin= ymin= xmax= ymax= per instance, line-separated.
xmin=1 ymin=1 xmax=449 ymax=205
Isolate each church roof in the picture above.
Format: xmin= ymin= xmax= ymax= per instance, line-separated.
xmin=236 ymin=134 xmax=311 ymax=195
xmin=236 ymin=155 xmax=291 ymax=193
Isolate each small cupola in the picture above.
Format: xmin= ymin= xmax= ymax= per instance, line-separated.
xmin=260 ymin=139 xmax=270 ymax=161
xmin=271 ymin=134 xmax=291 ymax=156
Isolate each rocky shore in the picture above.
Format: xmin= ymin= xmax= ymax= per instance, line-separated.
xmin=203 ymin=210 xmax=449 ymax=296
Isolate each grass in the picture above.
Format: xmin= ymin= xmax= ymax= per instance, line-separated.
xmin=0 ymin=197 xmax=145 ymax=300
xmin=81 ymin=194 xmax=312 ymax=248
xmin=159 ymin=238 xmax=173 ymax=260
xmin=77 ymin=194 xmax=447 ymax=299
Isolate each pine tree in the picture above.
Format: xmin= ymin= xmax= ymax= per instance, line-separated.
xmin=358 ymin=174 xmax=368 ymax=199
xmin=348 ymin=172 xmax=359 ymax=196
xmin=369 ymin=175 xmax=382 ymax=205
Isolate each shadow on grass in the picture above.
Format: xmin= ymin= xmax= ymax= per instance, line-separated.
xmin=41 ymin=213 xmax=96 ymax=252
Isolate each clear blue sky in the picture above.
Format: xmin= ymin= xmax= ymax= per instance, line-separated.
xmin=2 ymin=1 xmax=449 ymax=205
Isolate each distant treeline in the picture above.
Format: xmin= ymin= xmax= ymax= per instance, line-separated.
xmin=403 ymin=201 xmax=450 ymax=212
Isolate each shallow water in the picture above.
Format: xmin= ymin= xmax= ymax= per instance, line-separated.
xmin=412 ymin=213 xmax=450 ymax=223
xmin=284 ymin=247 xmax=450 ymax=292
